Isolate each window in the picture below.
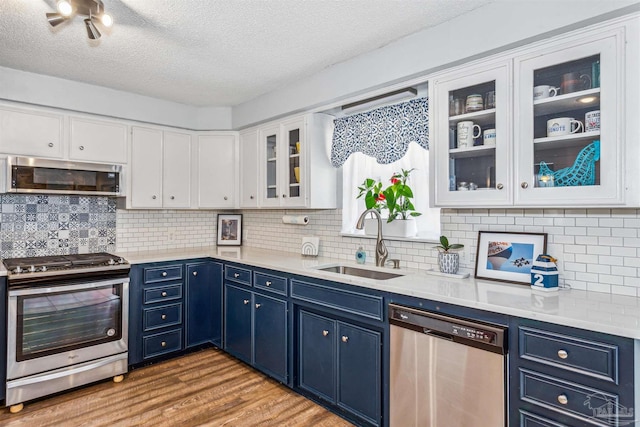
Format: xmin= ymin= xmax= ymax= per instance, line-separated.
xmin=341 ymin=143 xmax=440 ymax=240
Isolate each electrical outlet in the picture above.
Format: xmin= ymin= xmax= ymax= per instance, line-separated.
xmin=167 ymin=228 xmax=176 ymax=242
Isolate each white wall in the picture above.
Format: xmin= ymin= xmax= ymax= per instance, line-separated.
xmin=0 ymin=66 xmax=233 ymax=130
xmin=232 ymin=1 xmax=640 ymax=128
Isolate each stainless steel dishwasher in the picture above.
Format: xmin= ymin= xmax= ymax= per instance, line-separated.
xmin=389 ymin=304 xmax=507 ymax=427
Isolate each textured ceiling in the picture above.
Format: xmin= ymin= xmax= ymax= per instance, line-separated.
xmin=0 ymin=0 xmax=494 ymax=107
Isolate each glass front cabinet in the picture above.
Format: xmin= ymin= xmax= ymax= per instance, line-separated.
xmin=431 ymin=25 xmax=630 ymax=207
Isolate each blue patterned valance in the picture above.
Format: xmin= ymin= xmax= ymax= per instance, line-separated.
xmin=330 ymin=97 xmax=429 ymax=167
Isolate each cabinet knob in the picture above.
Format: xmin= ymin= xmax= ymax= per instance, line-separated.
xmin=496 ymin=183 xmax=504 ymax=190
xmin=161 ymin=314 xmax=166 ymax=320
xmin=557 ymin=349 xmax=568 ymax=359
xmin=161 ymin=341 xmax=167 ymax=347
xmin=265 ymin=281 xmax=272 ymax=286
xmin=255 ymin=303 xmax=261 ymax=309
xmin=161 ymin=291 xmax=167 ymax=297
xmin=282 ymin=194 xmax=287 ymax=198
xmin=557 ymin=394 xmax=568 ymax=405
xmin=79 ymin=145 xmax=85 ymax=150
xmin=161 ymin=272 xmax=167 ymax=277
xmin=48 ymin=142 xmax=54 ymax=147
xmin=192 ymin=271 xmax=198 ymax=276
xmin=224 ymin=196 xmax=228 ymax=200
xmin=521 ymin=182 xmax=529 ymax=189
xmin=322 ymin=330 xmax=329 ymax=337
xmin=234 ymin=273 xmax=240 ymax=278
xmin=250 ymin=196 xmax=254 ymax=199
xmin=152 ymin=195 xmax=157 ymax=200
xmin=341 ymin=336 xmax=349 ymax=343
xmin=243 ymin=299 xmax=250 ymax=305
xmin=170 ymin=196 xmax=175 ymax=200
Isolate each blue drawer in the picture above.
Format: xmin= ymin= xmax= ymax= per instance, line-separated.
xmin=291 ymin=279 xmax=383 ymax=321
xmin=225 ymin=265 xmax=252 ymax=286
xmin=520 ymin=327 xmax=618 ymax=383
xmin=143 ymin=329 xmax=183 ymax=359
xmin=520 ymin=410 xmax=568 ymax=427
xmin=144 ymin=284 xmax=183 ymax=304
xmin=254 ymin=272 xmax=287 ymax=295
xmin=520 ymin=368 xmax=618 ymax=426
xmin=144 ymin=264 xmax=183 ymax=283
xmin=143 ymin=303 xmax=183 ymax=331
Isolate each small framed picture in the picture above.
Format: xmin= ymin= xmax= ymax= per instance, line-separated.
xmin=475 ymin=231 xmax=547 ymax=284
xmin=217 ymin=214 xmax=242 ymax=246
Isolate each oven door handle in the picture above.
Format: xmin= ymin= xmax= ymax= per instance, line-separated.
xmin=9 ymin=277 xmax=130 ymax=297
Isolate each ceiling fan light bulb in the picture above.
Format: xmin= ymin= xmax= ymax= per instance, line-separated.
xmin=100 ymin=13 xmax=113 ymax=27
xmin=57 ymin=0 xmax=73 ymax=17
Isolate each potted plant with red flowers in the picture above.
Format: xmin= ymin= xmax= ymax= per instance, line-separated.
xmin=356 ymin=178 xmax=385 ymax=235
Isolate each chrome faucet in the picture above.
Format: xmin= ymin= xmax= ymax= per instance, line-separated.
xmin=355 ymin=209 xmax=388 ymax=267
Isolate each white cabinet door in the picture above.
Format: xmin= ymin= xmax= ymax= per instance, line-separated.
xmin=197 ymin=134 xmax=236 ymax=208
xmin=239 ymin=129 xmax=259 ymax=208
xmin=431 ymin=62 xmax=512 ymax=207
xmin=259 ymin=125 xmax=281 ymax=208
xmin=130 ymin=127 xmax=163 ymax=208
xmin=163 ymin=131 xmax=192 ymax=208
xmin=514 ymin=31 xmax=623 ymax=206
xmin=69 ymin=117 xmax=127 ymax=163
xmin=0 ymin=107 xmax=64 ymax=158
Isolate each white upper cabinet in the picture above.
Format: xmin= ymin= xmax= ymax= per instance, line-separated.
xmin=430 ymin=18 xmax=636 ymax=208
xmin=69 ymin=117 xmax=128 ymax=164
xmin=129 ymin=126 xmax=191 ymax=209
xmin=196 ymin=133 xmax=237 ymax=208
xmin=257 ymin=113 xmax=336 ymax=209
xmin=0 ymin=106 xmax=64 ymax=158
xmin=239 ymin=129 xmax=259 ymax=208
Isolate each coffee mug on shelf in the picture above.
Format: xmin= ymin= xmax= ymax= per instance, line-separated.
xmin=483 ymin=128 xmax=496 ymax=146
xmin=561 ymin=72 xmax=591 ymax=94
xmin=585 ymin=110 xmax=600 ymax=132
xmin=547 ymin=117 xmax=583 ymax=137
xmin=533 ymin=85 xmax=559 ymax=101
xmin=465 ymin=94 xmax=484 ymax=112
xmin=457 ymin=121 xmax=482 ymax=148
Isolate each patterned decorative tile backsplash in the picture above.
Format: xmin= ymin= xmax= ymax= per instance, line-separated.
xmin=0 ymin=194 xmax=116 ymax=259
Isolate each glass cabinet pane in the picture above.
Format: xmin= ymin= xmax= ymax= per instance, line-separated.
xmin=265 ymin=132 xmax=277 ymax=200
xmin=531 ymin=55 xmax=601 ymax=189
xmin=448 ymin=80 xmax=497 ymax=192
xmin=287 ymin=127 xmax=301 ymax=199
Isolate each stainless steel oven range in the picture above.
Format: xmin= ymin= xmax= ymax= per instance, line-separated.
xmin=3 ymin=253 xmax=129 ymax=412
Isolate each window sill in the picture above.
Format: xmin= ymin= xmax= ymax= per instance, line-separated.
xmin=340 ymin=232 xmax=439 ymax=244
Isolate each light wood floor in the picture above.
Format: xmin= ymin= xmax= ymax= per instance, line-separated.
xmin=0 ymin=348 xmax=354 ymax=427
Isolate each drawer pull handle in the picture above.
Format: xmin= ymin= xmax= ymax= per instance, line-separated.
xmin=243 ymin=299 xmax=250 ymax=305
xmin=170 ymin=196 xmax=175 ymax=200
xmin=161 ymin=272 xmax=167 ymax=277
xmin=557 ymin=394 xmax=568 ymax=405
xmin=250 ymin=195 xmax=254 ymax=199
xmin=557 ymin=349 xmax=568 ymax=359
xmin=48 ymin=142 xmax=54 ymax=147
xmin=496 ymin=183 xmax=504 ymax=190
xmin=322 ymin=330 xmax=329 ymax=337
xmin=193 ymin=271 xmax=198 ymax=276
xmin=265 ymin=281 xmax=272 ymax=286
xmin=521 ymin=181 xmax=529 ymax=189
xmin=224 ymin=196 xmax=228 ymax=200
xmin=255 ymin=303 xmax=261 ymax=309
xmin=79 ymin=145 xmax=85 ymax=150
xmin=161 ymin=292 xmax=167 ymax=297
xmin=152 ymin=195 xmax=157 ymax=200
xmin=234 ymin=273 xmax=240 ymax=278
xmin=161 ymin=314 xmax=166 ymax=320
xmin=161 ymin=341 xmax=167 ymax=347
xmin=341 ymin=336 xmax=349 ymax=343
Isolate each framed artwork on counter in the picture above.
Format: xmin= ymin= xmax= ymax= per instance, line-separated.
xmin=217 ymin=214 xmax=242 ymax=246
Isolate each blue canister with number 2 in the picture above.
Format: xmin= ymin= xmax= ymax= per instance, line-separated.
xmin=530 ymin=254 xmax=559 ymax=291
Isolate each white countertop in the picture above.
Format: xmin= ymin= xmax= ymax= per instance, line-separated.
xmin=117 ymin=246 xmax=640 ymax=340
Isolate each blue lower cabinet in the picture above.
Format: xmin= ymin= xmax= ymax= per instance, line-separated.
xmin=299 ymin=311 xmax=337 ymax=402
xmin=253 ymin=293 xmax=288 ymax=382
xmin=186 ymin=261 xmax=223 ymax=348
xmin=337 ymin=322 xmax=381 ymax=425
xmin=224 ymin=284 xmax=253 ymax=363
xmin=0 ymin=277 xmax=6 ymax=402
xmin=298 ymin=310 xmax=381 ymax=426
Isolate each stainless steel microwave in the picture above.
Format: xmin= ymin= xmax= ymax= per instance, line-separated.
xmin=6 ymin=157 xmax=124 ymax=196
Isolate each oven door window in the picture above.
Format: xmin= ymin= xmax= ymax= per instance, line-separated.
xmin=17 ymin=284 xmax=122 ymax=361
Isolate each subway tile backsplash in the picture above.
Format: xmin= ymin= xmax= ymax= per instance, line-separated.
xmin=0 ymin=194 xmax=116 ymax=258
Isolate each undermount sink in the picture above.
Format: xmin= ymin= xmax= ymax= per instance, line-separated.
xmin=315 ymin=265 xmax=403 ymax=280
